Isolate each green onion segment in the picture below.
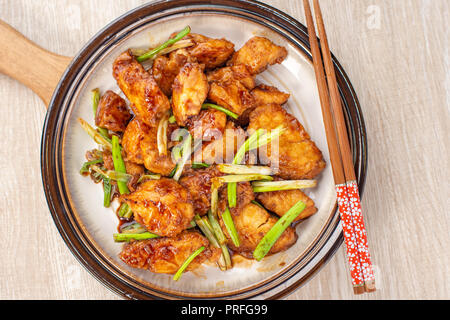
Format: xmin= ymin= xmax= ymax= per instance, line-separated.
xmin=253 ymin=200 xmax=306 ymax=261
xmin=137 ymin=26 xmax=191 ymax=62
xmin=173 ymin=246 xmax=205 ymax=281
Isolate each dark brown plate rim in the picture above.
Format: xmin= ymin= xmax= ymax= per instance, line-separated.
xmin=40 ymin=0 xmax=367 ymax=300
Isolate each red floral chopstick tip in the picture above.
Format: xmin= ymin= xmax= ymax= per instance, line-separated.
xmin=336 ymin=184 xmax=364 ymax=290
xmin=346 ymin=181 xmax=376 ymax=291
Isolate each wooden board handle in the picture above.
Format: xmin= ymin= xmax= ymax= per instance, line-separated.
xmin=0 ymin=20 xmax=72 ymax=107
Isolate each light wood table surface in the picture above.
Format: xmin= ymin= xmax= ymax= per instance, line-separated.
xmin=0 ymin=0 xmax=448 ymax=300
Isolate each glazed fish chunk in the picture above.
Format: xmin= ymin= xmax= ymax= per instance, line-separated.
xmin=228 ymin=36 xmax=288 ymax=74
xmin=121 ymin=179 xmax=195 ymax=237
xmin=248 ymin=104 xmax=326 ymax=180
xmin=207 ymin=65 xmax=256 ymax=117
xmin=122 ymin=118 xmax=175 ymax=175
xmin=185 ymin=33 xmax=235 ymax=69
xmin=113 ymin=50 xmax=170 ymax=126
xmin=185 ymin=109 xmax=227 ymax=142
xmin=179 ymin=166 xmax=223 ymax=216
xmin=172 ymin=62 xmax=209 ymax=126
xmin=256 ymin=189 xmax=317 ymax=222
xmin=251 ymin=84 xmax=290 ymax=106
xmin=95 ymin=90 xmax=131 ymax=132
xmin=152 ymin=49 xmax=195 ymax=97
xmin=119 ymin=231 xmax=221 ymax=274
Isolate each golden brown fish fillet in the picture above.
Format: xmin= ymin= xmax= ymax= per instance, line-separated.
xmin=197 ymin=121 xmax=247 ymax=164
xmin=122 ymin=119 xmax=145 ymax=165
xmin=251 ymin=84 xmax=290 ymax=106
xmin=95 ymin=90 xmax=131 ymax=132
xmin=122 ymin=118 xmax=175 ymax=175
xmin=248 ymin=104 xmax=326 ymax=180
xmin=172 ymin=62 xmax=209 ymax=126
xmin=152 ymin=49 xmax=195 ymax=96
xmin=119 ymin=230 xmax=221 ymax=274
xmin=228 ymin=36 xmax=288 ymax=74
xmin=185 ymin=33 xmax=235 ymax=69
xmin=179 ymin=166 xmax=223 ymax=216
xmin=217 ymin=183 xmax=297 ymax=259
xmin=113 ymin=50 xmax=170 ymax=126
xmin=185 ymin=109 xmax=227 ymax=141
xmin=207 ymin=65 xmax=255 ymax=90
xmin=122 ymin=179 xmax=194 ymax=237
xmin=207 ymin=81 xmax=255 ymax=116
xmin=256 ymin=189 xmax=317 ymax=222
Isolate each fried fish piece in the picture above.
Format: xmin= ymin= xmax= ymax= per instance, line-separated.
xmin=172 ymin=62 xmax=209 ymax=126
xmin=228 ymin=36 xmax=288 ymax=75
xmin=217 ymin=183 xmax=297 ymax=258
xmin=139 ymin=123 xmax=176 ymax=176
xmin=95 ymin=90 xmax=131 ymax=132
xmin=256 ymin=189 xmax=317 ymax=222
xmin=248 ymin=104 xmax=326 ymax=180
xmin=206 ymin=65 xmax=256 ymax=120
xmin=251 ymin=84 xmax=290 ymax=106
xmin=207 ymin=80 xmax=255 ymax=116
xmin=185 ymin=109 xmax=227 ymax=141
xmin=113 ymin=50 xmax=170 ymax=126
xmin=179 ymin=166 xmax=223 ymax=216
xmin=207 ymin=65 xmax=255 ymax=90
xmin=197 ymin=121 xmax=247 ymax=164
xmin=122 ymin=179 xmax=194 ymax=237
xmin=122 ymin=119 xmax=145 ymax=165
xmin=122 ymin=118 xmax=175 ymax=175
xmin=119 ymin=230 xmax=221 ymax=274
xmin=152 ymin=49 xmax=195 ymax=96
xmin=186 ymin=33 xmax=235 ymax=69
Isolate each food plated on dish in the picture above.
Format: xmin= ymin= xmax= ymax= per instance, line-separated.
xmin=78 ymin=27 xmax=326 ymax=281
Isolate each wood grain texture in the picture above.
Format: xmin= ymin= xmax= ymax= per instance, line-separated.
xmin=0 ymin=0 xmax=448 ymax=300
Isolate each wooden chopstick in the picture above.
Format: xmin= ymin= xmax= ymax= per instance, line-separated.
xmin=302 ymin=0 xmax=374 ymax=294
xmin=312 ymin=0 xmax=376 ymax=293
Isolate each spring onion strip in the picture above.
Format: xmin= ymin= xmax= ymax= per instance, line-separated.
xmin=227 ymin=183 xmax=238 ymax=208
xmin=252 ymin=180 xmax=317 ymax=192
xmin=78 ymin=118 xmax=112 ymax=150
xmin=92 ymin=88 xmax=100 ymax=116
xmin=214 ymin=174 xmax=273 ymax=184
xmin=96 ymin=127 xmax=111 ymax=144
xmin=90 ymin=165 xmax=132 ymax=183
xmin=194 ymin=215 xmax=220 ymax=248
xmin=228 ymin=125 xmax=285 ymax=207
xmin=157 ymin=113 xmax=169 ymax=155
xmin=221 ymin=207 xmax=240 ymax=247
xmin=217 ymin=164 xmax=273 ymax=175
xmin=253 ymin=200 xmax=306 ymax=261
xmin=168 ymin=115 xmax=176 ymax=124
xmin=113 ymin=232 xmax=159 ymax=242
xmin=189 ymin=220 xmax=197 ymax=228
xmin=120 ymin=222 xmax=147 ymax=234
xmin=202 ymin=103 xmax=239 ymax=120
xmin=111 ymin=135 xmax=130 ymax=195
xmin=210 ymin=184 xmax=220 ymax=217
xmin=191 ymin=162 xmax=210 ymax=169
xmin=118 ymin=202 xmax=133 ymax=219
xmin=137 ymin=26 xmax=191 ymax=62
xmin=173 ymin=246 xmax=205 ymax=281
xmin=137 ymin=174 xmax=161 ymax=183
xmin=103 ymin=177 xmax=112 ymax=208
xmin=79 ymin=158 xmax=103 ymax=174
xmin=207 ymin=210 xmax=227 ymax=245
xmin=172 ymin=133 xmax=193 ymax=181
xmin=195 ymin=215 xmax=231 ymax=270
xmin=132 ymin=39 xmax=194 ymax=60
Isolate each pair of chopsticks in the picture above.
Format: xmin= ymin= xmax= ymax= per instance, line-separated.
xmin=303 ymin=0 xmax=375 ymax=294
